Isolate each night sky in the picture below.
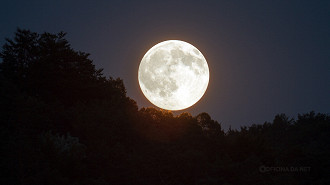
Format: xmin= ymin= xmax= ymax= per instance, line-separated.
xmin=1 ymin=0 xmax=329 ymax=129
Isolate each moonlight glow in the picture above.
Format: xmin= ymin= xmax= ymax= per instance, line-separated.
xmin=138 ymin=40 xmax=209 ymax=110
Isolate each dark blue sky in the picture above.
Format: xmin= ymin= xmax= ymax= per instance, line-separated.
xmin=1 ymin=0 xmax=329 ymax=129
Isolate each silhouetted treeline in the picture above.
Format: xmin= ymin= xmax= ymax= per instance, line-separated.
xmin=1 ymin=29 xmax=329 ymax=185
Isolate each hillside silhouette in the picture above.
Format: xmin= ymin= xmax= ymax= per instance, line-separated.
xmin=1 ymin=29 xmax=329 ymax=185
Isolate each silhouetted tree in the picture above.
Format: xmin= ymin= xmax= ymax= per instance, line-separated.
xmin=1 ymin=29 xmax=329 ymax=185
xmin=196 ymin=112 xmax=224 ymax=139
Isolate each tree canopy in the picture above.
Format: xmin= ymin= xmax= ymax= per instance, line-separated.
xmin=1 ymin=29 xmax=329 ymax=185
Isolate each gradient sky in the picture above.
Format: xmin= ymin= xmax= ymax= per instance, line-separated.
xmin=1 ymin=0 xmax=329 ymax=129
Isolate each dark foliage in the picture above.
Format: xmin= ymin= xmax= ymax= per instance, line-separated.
xmin=1 ymin=29 xmax=329 ymax=185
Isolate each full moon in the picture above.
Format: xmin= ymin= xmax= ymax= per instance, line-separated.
xmin=138 ymin=40 xmax=209 ymax=110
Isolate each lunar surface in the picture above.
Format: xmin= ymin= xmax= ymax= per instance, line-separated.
xmin=138 ymin=40 xmax=209 ymax=110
